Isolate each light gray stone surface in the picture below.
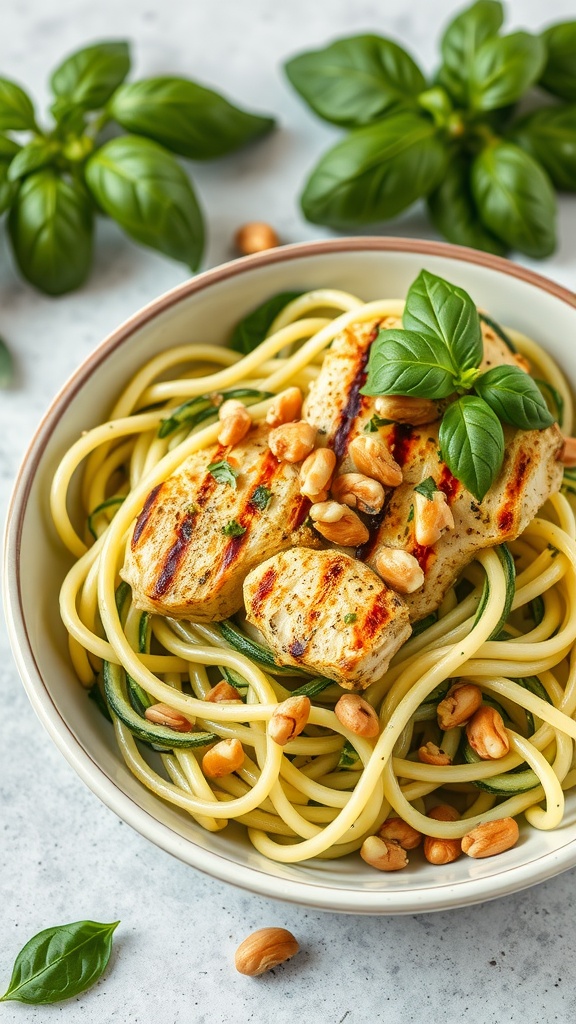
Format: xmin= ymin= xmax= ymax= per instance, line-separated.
xmin=2 ymin=0 xmax=576 ymax=1020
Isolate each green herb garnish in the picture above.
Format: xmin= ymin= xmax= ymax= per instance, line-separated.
xmin=363 ymin=413 xmax=392 ymax=432
xmin=284 ymin=2 xmax=574 ymax=259
xmin=338 ymin=740 xmax=361 ymax=770
xmin=250 ymin=485 xmax=273 ymax=510
xmin=0 ymin=920 xmax=119 ymax=1004
xmin=414 ymin=477 xmax=438 ymax=501
xmin=344 ymin=612 xmax=357 ymax=624
xmin=362 ymin=269 xmax=553 ymax=500
xmin=407 ymin=504 xmax=415 ymax=522
xmin=208 ymin=459 xmax=239 ymax=489
xmin=222 ymin=519 xmax=246 ymax=538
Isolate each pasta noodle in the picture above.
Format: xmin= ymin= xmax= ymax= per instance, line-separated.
xmin=51 ymin=287 xmax=576 ymax=866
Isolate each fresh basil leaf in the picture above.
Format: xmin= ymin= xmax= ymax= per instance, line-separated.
xmin=109 ymin=77 xmax=274 ymax=160
xmin=50 ymin=41 xmax=130 ymax=110
xmin=0 ymin=77 xmax=37 ymax=131
xmin=285 ymin=35 xmax=426 ymax=128
xmin=414 ymin=476 xmax=438 ymax=500
xmin=0 ymin=160 xmax=18 ymax=216
xmin=439 ymin=395 xmax=504 ymax=500
xmin=0 ymin=336 xmax=13 ymax=387
xmin=438 ymin=0 xmax=504 ymax=105
xmin=474 ymin=365 xmax=554 ymax=429
xmin=230 ymin=291 xmax=303 ymax=354
xmin=250 ymin=485 xmax=272 ymax=510
xmin=361 ymin=328 xmax=456 ymax=400
xmin=222 ymin=519 xmax=246 ymax=538
xmin=469 ymin=32 xmax=546 ymax=111
xmin=534 ymin=378 xmax=564 ymax=424
xmin=85 ymin=135 xmax=204 ymax=270
xmin=417 ymin=86 xmax=453 ymax=127
xmin=472 ymin=141 xmax=556 ymax=258
xmin=0 ymin=920 xmax=119 ymax=1004
xmin=427 ymin=154 xmax=507 ymax=255
xmin=9 ymin=170 xmax=94 ymax=295
xmin=301 ymin=111 xmax=447 ymax=228
xmin=207 ymin=459 xmax=239 ymax=488
xmin=0 ymin=135 xmax=20 ymax=159
xmin=7 ymin=139 xmax=59 ymax=182
xmin=540 ymin=22 xmax=576 ymax=101
xmin=403 ymin=269 xmax=483 ymax=376
xmin=509 ymin=106 xmax=576 ymax=192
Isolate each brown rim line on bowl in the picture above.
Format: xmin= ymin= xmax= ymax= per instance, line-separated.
xmin=5 ymin=237 xmax=576 ymax=915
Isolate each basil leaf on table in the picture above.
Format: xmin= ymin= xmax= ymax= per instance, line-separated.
xmin=540 ymin=22 xmax=576 ymax=102
xmin=50 ymin=40 xmax=130 ymax=110
xmin=0 ymin=77 xmax=37 ymax=131
xmin=403 ymin=268 xmax=483 ymax=376
xmin=0 ymin=920 xmax=119 ymax=1004
xmin=509 ymin=106 xmax=576 ymax=192
xmin=284 ymin=35 xmax=426 ymax=128
xmin=109 ymin=77 xmax=274 ymax=160
xmin=439 ymin=395 xmax=504 ymax=501
xmin=427 ymin=155 xmax=507 ymax=255
xmin=0 ymin=161 xmax=18 ymax=216
xmin=468 ymin=32 xmax=546 ymax=111
xmin=8 ymin=170 xmax=94 ymax=295
xmin=301 ymin=111 xmax=447 ymax=227
xmin=230 ymin=291 xmax=303 ymax=354
xmin=0 ymin=336 xmax=13 ymax=388
xmin=471 ymin=141 xmax=556 ymax=258
xmin=438 ymin=0 xmax=503 ymax=105
xmin=474 ymin=365 xmax=555 ymax=430
xmin=7 ymin=138 xmax=59 ymax=182
xmin=85 ymin=135 xmax=204 ymax=270
xmin=361 ymin=329 xmax=456 ymax=400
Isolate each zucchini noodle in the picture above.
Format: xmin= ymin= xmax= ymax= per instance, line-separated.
xmin=51 ymin=286 xmax=576 ymax=868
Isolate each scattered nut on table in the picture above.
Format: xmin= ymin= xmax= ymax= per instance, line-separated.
xmin=234 ymin=927 xmax=300 ymax=976
xmin=234 ymin=222 xmax=280 ymax=255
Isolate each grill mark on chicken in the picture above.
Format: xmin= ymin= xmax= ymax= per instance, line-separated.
xmin=438 ymin=464 xmax=461 ymax=503
xmin=289 ymin=494 xmax=311 ymax=530
xmin=153 ymin=508 xmax=198 ymax=597
xmin=388 ymin=423 xmax=417 ymax=467
xmin=333 ymin=341 xmax=372 ymax=457
xmin=132 ymin=483 xmax=164 ymax=549
xmin=497 ymin=451 xmax=531 ymax=534
xmin=251 ymin=567 xmax=278 ymax=618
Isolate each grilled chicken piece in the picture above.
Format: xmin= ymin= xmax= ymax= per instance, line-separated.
xmin=363 ymin=420 xmax=563 ymax=621
xmin=303 ymin=313 xmax=563 ymax=620
xmin=243 ymin=548 xmax=411 ymax=690
xmin=121 ymin=425 xmax=320 ymax=622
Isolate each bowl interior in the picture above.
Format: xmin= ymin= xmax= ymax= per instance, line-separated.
xmin=6 ymin=239 xmax=576 ymax=913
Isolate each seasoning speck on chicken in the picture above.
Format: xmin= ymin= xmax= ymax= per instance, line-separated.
xmin=243 ymin=548 xmax=411 ymax=690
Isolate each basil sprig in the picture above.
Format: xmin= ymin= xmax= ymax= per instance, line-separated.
xmin=285 ymin=1 xmax=576 ymax=258
xmin=0 ymin=920 xmax=119 ymax=1004
xmin=0 ymin=41 xmax=274 ymax=294
xmin=362 ymin=269 xmax=554 ymax=500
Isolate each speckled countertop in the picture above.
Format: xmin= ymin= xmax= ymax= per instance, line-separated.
xmin=2 ymin=1 xmax=576 ymax=1021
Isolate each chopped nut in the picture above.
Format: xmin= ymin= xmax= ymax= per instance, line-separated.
xmin=335 ymin=694 xmax=380 ymax=738
xmin=266 ymin=387 xmax=303 ymax=427
xmin=437 ymin=681 xmax=483 ymax=730
xmin=218 ymin=405 xmax=252 ymax=447
xmin=299 ymin=448 xmax=337 ymax=501
xmin=268 ymin=421 xmax=316 ymax=463
xmin=461 ymin=817 xmax=519 ymax=858
xmin=234 ymin=927 xmax=299 ymax=976
xmin=361 ymin=835 xmax=408 ymax=871
xmin=331 ymin=473 xmax=385 ymax=514
xmin=413 ymin=489 xmax=454 ymax=546
xmin=423 ymin=803 xmax=461 ymax=864
xmin=218 ymin=398 xmax=247 ymax=420
xmin=309 ymin=502 xmax=369 ymax=546
xmin=144 ymin=703 xmax=193 ymax=732
xmin=559 ymin=434 xmax=576 ymax=467
xmin=234 ymin=222 xmax=280 ymax=256
xmin=205 ymin=680 xmax=243 ymax=703
xmin=268 ymin=696 xmax=311 ymax=745
xmin=374 ymin=546 xmax=424 ymax=594
xmin=202 ymin=738 xmax=245 ymax=778
xmin=374 ymin=395 xmax=441 ymax=426
xmin=348 ymin=435 xmax=402 ymax=487
xmin=378 ymin=817 xmax=422 ymax=850
xmin=418 ymin=741 xmax=452 ymax=766
xmin=466 ymin=705 xmax=510 ymax=759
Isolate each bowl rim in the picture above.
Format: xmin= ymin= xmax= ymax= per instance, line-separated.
xmin=5 ymin=235 xmax=576 ymax=915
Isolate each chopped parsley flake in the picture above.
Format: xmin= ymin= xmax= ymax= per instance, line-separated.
xmin=414 ymin=476 xmax=438 ymax=501
xmin=338 ymin=739 xmax=361 ymax=770
xmin=251 ymin=485 xmax=273 ymax=511
xmin=208 ymin=459 xmax=239 ymax=489
xmin=364 ymin=413 xmax=393 ymax=433
xmin=222 ymin=519 xmax=246 ymax=538
xmin=344 ymin=612 xmax=357 ymax=625
xmin=408 ymin=504 xmax=414 ymax=522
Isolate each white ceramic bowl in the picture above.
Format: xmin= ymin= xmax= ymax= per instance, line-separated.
xmin=5 ymin=238 xmax=576 ymax=914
